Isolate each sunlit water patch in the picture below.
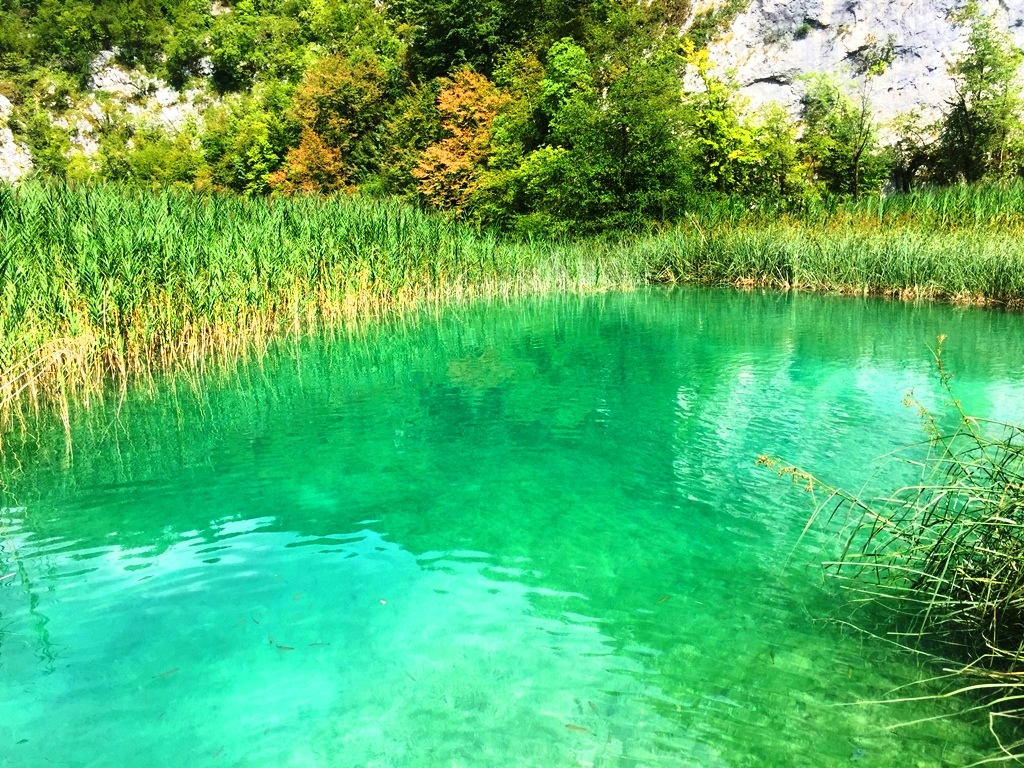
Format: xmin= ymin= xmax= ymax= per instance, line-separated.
xmin=3 ymin=288 xmax=1024 ymax=767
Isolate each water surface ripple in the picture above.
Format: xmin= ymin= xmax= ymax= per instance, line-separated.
xmin=3 ymin=288 xmax=1024 ymax=767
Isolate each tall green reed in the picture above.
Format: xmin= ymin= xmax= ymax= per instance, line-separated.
xmin=0 ymin=181 xmax=637 ymax=443
xmin=4 ymin=179 xmax=1024 ymax=448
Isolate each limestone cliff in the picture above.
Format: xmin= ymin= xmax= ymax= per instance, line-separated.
xmin=700 ymin=0 xmax=1024 ymax=123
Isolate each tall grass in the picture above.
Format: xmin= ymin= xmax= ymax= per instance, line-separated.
xmin=3 ymin=179 xmax=1024 ymax=446
xmin=762 ymin=342 xmax=1024 ymax=763
xmin=646 ymin=222 xmax=1024 ymax=302
xmin=0 ymin=182 xmax=640 ymax=442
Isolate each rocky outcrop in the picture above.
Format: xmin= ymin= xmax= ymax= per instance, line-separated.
xmin=0 ymin=95 xmax=33 ymax=183
xmin=0 ymin=52 xmax=207 ymax=184
xmin=702 ymin=0 xmax=1024 ymax=124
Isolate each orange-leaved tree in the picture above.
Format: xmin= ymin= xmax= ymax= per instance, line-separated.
xmin=412 ymin=68 xmax=509 ymax=213
xmin=270 ymin=53 xmax=391 ymax=194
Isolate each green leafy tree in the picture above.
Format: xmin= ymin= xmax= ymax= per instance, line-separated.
xmin=390 ymin=0 xmax=504 ymax=81
xmin=681 ymin=45 xmax=760 ymax=197
xmin=747 ymin=104 xmax=812 ymax=208
xmin=376 ymin=80 xmax=445 ymax=195
xmin=163 ymin=0 xmax=213 ymax=87
xmin=886 ymin=110 xmax=937 ymax=192
xmin=0 ymin=0 xmax=33 ymax=75
xmin=302 ymin=0 xmax=404 ymax=63
xmin=32 ymin=0 xmax=103 ymax=78
xmin=209 ymin=0 xmax=308 ymax=92
xmin=475 ymin=36 xmax=689 ymax=233
xmin=270 ymin=53 xmax=392 ymax=193
xmin=800 ymin=75 xmax=889 ymax=198
xmin=938 ymin=2 xmax=1024 ymax=182
xmin=201 ymin=83 xmax=297 ymax=194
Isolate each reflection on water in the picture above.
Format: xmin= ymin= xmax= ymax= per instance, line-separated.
xmin=2 ymin=287 xmax=1024 ymax=767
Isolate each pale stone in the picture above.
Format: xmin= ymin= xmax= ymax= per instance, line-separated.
xmin=699 ymin=0 xmax=1024 ymax=126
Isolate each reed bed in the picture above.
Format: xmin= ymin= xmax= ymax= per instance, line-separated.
xmin=762 ymin=343 xmax=1024 ymax=763
xmin=0 ymin=182 xmax=640 ymax=444
xmin=647 ymin=222 xmax=1024 ymax=304
xmin=3 ymin=180 xmax=1024 ymax=446
xmin=825 ymin=181 xmax=1024 ymax=232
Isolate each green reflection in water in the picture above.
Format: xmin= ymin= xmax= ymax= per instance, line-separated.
xmin=2 ymin=288 xmax=1024 ymax=767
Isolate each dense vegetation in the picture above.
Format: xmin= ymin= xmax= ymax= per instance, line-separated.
xmin=1 ymin=0 xmax=1023 ymax=234
xmin=3 ymin=178 xmax=1024 ymax=446
xmin=3 ymin=0 xmax=1024 ymax=758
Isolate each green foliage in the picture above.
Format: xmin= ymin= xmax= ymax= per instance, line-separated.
xmin=766 ymin=352 xmax=1024 ymax=762
xmin=376 ymin=81 xmax=445 ymax=195
xmin=208 ymin=0 xmax=309 ymax=91
xmin=799 ymin=75 xmax=890 ymax=198
xmin=474 ymin=36 xmax=691 ymax=234
xmin=303 ymin=0 xmax=404 ymax=62
xmin=681 ymin=48 xmax=758 ymax=196
xmin=0 ymin=2 xmax=33 ymax=75
xmin=679 ymin=49 xmax=810 ymax=210
xmin=390 ymin=0 xmax=505 ymax=81
xmin=201 ymin=83 xmax=297 ymax=194
xmin=747 ymin=105 xmax=813 ymax=208
xmin=886 ymin=110 xmax=937 ymax=193
xmin=97 ymin=120 xmax=208 ymax=189
xmin=162 ymin=0 xmax=213 ymax=87
xmin=683 ymin=0 xmax=747 ymax=51
xmin=7 ymin=73 xmax=79 ymax=179
xmin=274 ymin=52 xmax=393 ymax=191
xmin=938 ymin=2 xmax=1024 ymax=182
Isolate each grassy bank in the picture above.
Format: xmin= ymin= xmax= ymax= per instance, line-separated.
xmin=3 ymin=180 xmax=1024 ymax=442
xmin=0 ymin=182 xmax=641 ymax=441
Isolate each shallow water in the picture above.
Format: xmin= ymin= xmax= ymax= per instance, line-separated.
xmin=3 ymin=288 xmax=1024 ymax=767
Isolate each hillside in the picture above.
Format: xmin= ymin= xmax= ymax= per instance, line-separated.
xmin=1 ymin=0 xmax=1022 ymax=230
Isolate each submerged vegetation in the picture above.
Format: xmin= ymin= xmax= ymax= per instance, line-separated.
xmin=763 ymin=343 xmax=1024 ymax=762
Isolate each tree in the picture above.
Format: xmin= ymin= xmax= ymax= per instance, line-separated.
xmin=474 ymin=36 xmax=690 ymax=234
xmin=800 ymin=75 xmax=889 ymax=198
xmin=201 ymin=83 xmax=297 ymax=194
xmin=270 ymin=53 xmax=392 ymax=193
xmin=938 ymin=2 xmax=1024 ymax=182
xmin=747 ymin=105 xmax=812 ymax=208
xmin=208 ymin=0 xmax=308 ymax=92
xmin=412 ymin=68 xmax=509 ymax=212
xmin=886 ymin=111 xmax=938 ymax=193
xmin=681 ymin=45 xmax=759 ymax=197
xmin=391 ymin=0 xmax=504 ymax=81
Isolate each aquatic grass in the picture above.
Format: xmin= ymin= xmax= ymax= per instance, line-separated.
xmin=0 ymin=182 xmax=639 ymax=443
xmin=649 ymin=221 xmax=1024 ymax=305
xmin=762 ymin=340 xmax=1024 ymax=762
xmin=4 ymin=179 xmax=1024 ymax=447
xmin=803 ymin=181 xmax=1024 ymax=232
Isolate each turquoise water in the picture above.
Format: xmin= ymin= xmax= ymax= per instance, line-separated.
xmin=3 ymin=288 xmax=1024 ymax=767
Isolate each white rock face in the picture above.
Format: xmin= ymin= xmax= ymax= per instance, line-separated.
xmin=703 ymin=0 xmax=1024 ymax=124
xmin=0 ymin=95 xmax=34 ymax=183
xmin=87 ymin=51 xmax=207 ymax=136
